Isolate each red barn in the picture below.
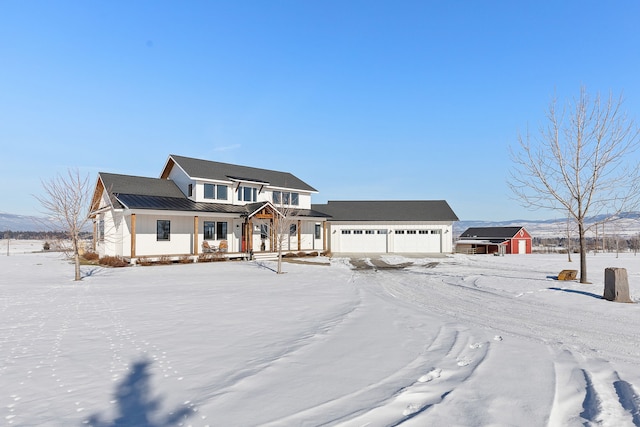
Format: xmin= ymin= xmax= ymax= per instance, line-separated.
xmin=456 ymin=226 xmax=532 ymax=255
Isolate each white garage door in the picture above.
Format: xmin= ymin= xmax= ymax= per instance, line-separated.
xmin=336 ymin=230 xmax=387 ymax=253
xmin=394 ymin=230 xmax=442 ymax=253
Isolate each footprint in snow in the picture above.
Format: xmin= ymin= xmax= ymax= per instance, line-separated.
xmin=418 ymin=368 xmax=442 ymax=383
xmin=469 ymin=342 xmax=483 ymax=349
xmin=457 ymin=359 xmax=471 ymax=367
xmin=494 ymin=335 xmax=503 ymax=341
xmin=403 ymin=403 xmax=422 ymax=416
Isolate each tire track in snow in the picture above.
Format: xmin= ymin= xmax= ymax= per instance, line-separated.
xmin=260 ymin=269 xmax=492 ymax=427
xmin=549 ymin=348 xmax=640 ymax=426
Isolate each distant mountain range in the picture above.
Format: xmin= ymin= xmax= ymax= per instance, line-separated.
xmin=455 ymin=212 xmax=640 ymax=238
xmin=0 ymin=212 xmax=62 ymax=232
xmin=3 ymin=212 xmax=640 ymax=238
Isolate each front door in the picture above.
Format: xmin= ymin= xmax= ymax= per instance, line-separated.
xmin=253 ymin=221 xmax=270 ymax=252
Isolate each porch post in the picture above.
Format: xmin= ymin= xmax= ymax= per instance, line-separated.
xmin=92 ymin=221 xmax=97 ymax=251
xmin=248 ymin=220 xmax=254 ymax=252
xmin=323 ymin=221 xmax=327 ymax=252
xmin=193 ymin=216 xmax=199 ymax=255
xmin=130 ymin=213 xmax=136 ymax=258
xmin=270 ymin=218 xmax=275 ymax=252
xmin=297 ymin=219 xmax=301 ymax=251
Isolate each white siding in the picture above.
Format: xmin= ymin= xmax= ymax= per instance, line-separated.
xmin=134 ymin=215 xmax=193 ymax=256
xmin=167 ymin=167 xmax=191 ymax=199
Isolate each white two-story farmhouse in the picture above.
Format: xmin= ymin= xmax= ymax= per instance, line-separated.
xmin=89 ymin=154 xmax=458 ymax=262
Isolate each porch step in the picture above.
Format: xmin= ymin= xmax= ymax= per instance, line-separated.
xmin=252 ymin=252 xmax=278 ymax=261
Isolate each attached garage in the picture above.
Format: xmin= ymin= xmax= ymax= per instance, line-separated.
xmin=312 ymin=201 xmax=459 ymax=255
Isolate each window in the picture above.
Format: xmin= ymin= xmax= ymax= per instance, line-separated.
xmin=98 ymin=219 xmax=104 ymax=242
xmin=314 ymin=224 xmax=321 ymax=239
xmin=205 ymin=184 xmax=228 ymax=200
xmin=341 ymin=230 xmax=351 ymax=234
xmin=240 ymin=186 xmax=257 ymax=202
xmin=353 ymin=230 xmax=363 ymax=234
xmin=289 ymin=223 xmax=297 ymax=236
xmin=157 ymin=220 xmax=170 ymax=241
xmin=365 ymin=230 xmax=375 ymax=234
xmin=217 ymin=221 xmax=227 ymax=239
xmin=396 ymin=230 xmax=405 ymax=234
xmin=217 ymin=185 xmax=228 ymax=200
xmin=431 ymin=230 xmax=441 ymax=234
xmin=204 ymin=221 xmax=215 ymax=240
xmin=261 ymin=224 xmax=269 ymax=239
xmin=407 ymin=230 xmax=417 ymax=234
xmin=377 ymin=230 xmax=388 ymax=234
xmin=204 ymin=221 xmax=227 ymax=240
xmin=419 ymin=230 xmax=429 ymax=234
xmin=272 ymin=191 xmax=299 ymax=206
xmin=204 ymin=184 xmax=215 ymax=199
xmin=188 ymin=184 xmax=193 ymax=197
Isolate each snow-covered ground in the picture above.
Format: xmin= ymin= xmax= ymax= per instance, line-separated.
xmin=2 ymin=240 xmax=640 ymax=426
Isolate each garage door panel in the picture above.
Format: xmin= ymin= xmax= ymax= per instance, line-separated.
xmin=336 ymin=231 xmax=387 ymax=253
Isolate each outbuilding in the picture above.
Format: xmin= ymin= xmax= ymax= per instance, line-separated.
xmin=456 ymin=226 xmax=532 ymax=255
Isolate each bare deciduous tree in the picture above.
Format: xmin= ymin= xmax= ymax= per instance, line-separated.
xmin=35 ymin=169 xmax=92 ymax=281
xmin=272 ymin=202 xmax=299 ymax=274
xmin=509 ymin=88 xmax=640 ymax=283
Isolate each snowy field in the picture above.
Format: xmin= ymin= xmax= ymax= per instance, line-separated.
xmin=1 ymin=240 xmax=640 ymax=426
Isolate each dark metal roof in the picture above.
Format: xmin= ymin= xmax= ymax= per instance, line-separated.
xmin=115 ymin=194 xmax=249 ymax=214
xmin=311 ymin=200 xmax=458 ymax=222
xmin=167 ymin=154 xmax=318 ymax=192
xmin=108 ymin=193 xmax=330 ymax=218
xmin=459 ymin=227 xmax=525 ymax=239
xmin=100 ymin=173 xmax=185 ymax=198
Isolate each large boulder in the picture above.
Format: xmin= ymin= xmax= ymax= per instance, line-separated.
xmin=603 ymin=267 xmax=633 ymax=303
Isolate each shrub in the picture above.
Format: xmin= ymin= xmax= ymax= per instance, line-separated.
xmin=136 ymin=257 xmax=153 ymax=266
xmin=178 ymin=255 xmax=193 ymax=264
xmin=198 ymin=253 xmax=214 ymax=263
xmin=297 ymin=251 xmax=307 ymax=258
xmin=99 ymin=256 xmax=129 ymax=267
xmin=157 ymin=255 xmax=172 ymax=265
xmin=82 ymin=251 xmax=99 ymax=261
xmin=43 ymin=241 xmax=50 ymax=251
xmin=308 ymin=251 xmax=319 ymax=257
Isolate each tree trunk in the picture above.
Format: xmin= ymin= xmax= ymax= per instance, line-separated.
xmin=578 ymin=221 xmax=588 ymax=283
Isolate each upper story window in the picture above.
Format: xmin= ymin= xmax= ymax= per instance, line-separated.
xmin=204 ymin=184 xmax=228 ymax=200
xmin=239 ymin=186 xmax=257 ymax=202
xmin=272 ymin=191 xmax=299 ymax=206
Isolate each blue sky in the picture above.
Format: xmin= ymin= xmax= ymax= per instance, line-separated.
xmin=2 ymin=1 xmax=640 ymax=220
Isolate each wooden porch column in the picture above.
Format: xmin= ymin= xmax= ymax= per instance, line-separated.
xmin=130 ymin=213 xmax=136 ymax=258
xmin=323 ymin=221 xmax=327 ymax=252
xmin=193 ymin=216 xmax=199 ymax=255
xmin=247 ymin=220 xmax=253 ymax=252
xmin=92 ymin=221 xmax=97 ymax=251
xmin=272 ymin=217 xmax=278 ymax=252
xmin=297 ymin=220 xmax=301 ymax=251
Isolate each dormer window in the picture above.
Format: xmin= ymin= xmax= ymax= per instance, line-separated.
xmin=204 ymin=184 xmax=228 ymax=200
xmin=273 ymin=191 xmax=299 ymax=206
xmin=239 ymin=186 xmax=257 ymax=202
